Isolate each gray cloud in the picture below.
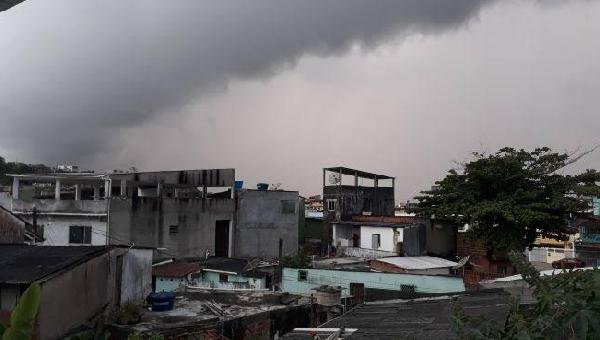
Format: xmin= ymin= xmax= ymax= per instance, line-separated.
xmin=0 ymin=0 xmax=494 ymax=163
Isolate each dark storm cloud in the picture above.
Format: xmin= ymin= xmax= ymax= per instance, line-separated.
xmin=0 ymin=0 xmax=494 ymax=162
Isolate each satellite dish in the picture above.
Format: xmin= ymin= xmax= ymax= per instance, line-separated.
xmin=329 ymin=173 xmax=341 ymax=185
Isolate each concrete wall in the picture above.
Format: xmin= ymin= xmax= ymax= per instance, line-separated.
xmin=332 ymin=223 xmax=354 ymax=247
xmin=120 ymin=248 xmax=153 ymax=303
xmin=10 ymin=199 xmax=108 ymax=214
xmin=282 ymin=268 xmax=465 ymax=296
xmin=36 ymin=247 xmax=151 ymax=339
xmin=38 ymin=251 xmax=113 ymax=340
xmin=109 ymin=197 xmax=235 ymax=259
xmin=234 ymin=190 xmax=299 ymax=258
xmin=426 ymin=221 xmax=457 ymax=257
xmin=323 ymin=185 xmax=395 ymax=222
xmin=360 ymin=226 xmax=399 ymax=252
xmin=0 ymin=207 xmax=25 ymax=244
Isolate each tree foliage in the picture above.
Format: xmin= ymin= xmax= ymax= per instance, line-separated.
xmin=0 ymin=156 xmax=52 ymax=186
xmin=453 ymin=254 xmax=600 ymax=339
xmin=0 ymin=282 xmax=41 ymax=340
xmin=411 ymin=147 xmax=600 ymax=251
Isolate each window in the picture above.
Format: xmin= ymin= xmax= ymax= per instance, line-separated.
xmin=371 ymin=234 xmax=381 ymax=249
xmin=281 ymin=200 xmax=296 ymax=214
xmin=169 ymin=225 xmax=179 ymax=234
xmin=298 ymin=270 xmax=308 ymax=281
xmin=327 ymin=199 xmax=337 ymax=211
xmin=69 ymin=226 xmax=92 ymax=244
xmin=219 ymin=273 xmax=228 ymax=283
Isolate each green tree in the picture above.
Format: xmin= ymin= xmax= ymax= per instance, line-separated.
xmin=0 ymin=282 xmax=41 ymax=340
xmin=453 ymin=254 xmax=600 ymax=339
xmin=411 ymin=147 xmax=600 ymax=252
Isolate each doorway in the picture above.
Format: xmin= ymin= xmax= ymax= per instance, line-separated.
xmin=215 ymin=220 xmax=230 ymax=257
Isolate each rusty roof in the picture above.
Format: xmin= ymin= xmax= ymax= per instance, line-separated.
xmin=152 ymin=261 xmax=201 ymax=278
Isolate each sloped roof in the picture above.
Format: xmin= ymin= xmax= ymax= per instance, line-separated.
xmin=152 ymin=261 xmax=201 ymax=278
xmin=375 ymin=256 xmax=458 ymax=270
xmin=0 ymin=0 xmax=26 ymax=13
xmin=0 ymin=245 xmax=111 ymax=284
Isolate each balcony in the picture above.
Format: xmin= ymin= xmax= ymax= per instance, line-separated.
xmin=10 ymin=199 xmax=108 ymax=215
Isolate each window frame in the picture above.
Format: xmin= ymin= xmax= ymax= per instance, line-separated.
xmin=298 ymin=270 xmax=308 ymax=281
xmin=326 ymin=199 xmax=337 ymax=212
xmin=69 ymin=225 xmax=92 ymax=244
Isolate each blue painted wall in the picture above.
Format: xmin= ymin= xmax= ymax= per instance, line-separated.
xmin=155 ymin=277 xmax=185 ymax=292
xmin=202 ymin=271 xmax=265 ymax=289
xmin=282 ymin=268 xmax=465 ymax=296
xmin=594 ymin=198 xmax=600 ymax=216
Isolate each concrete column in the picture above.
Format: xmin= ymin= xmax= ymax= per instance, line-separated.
xmin=120 ymin=180 xmax=127 ymax=197
xmin=374 ymin=175 xmax=378 ymax=188
xmin=12 ymin=178 xmax=19 ymax=200
xmin=104 ymin=179 xmax=112 ymax=198
xmin=228 ymin=220 xmax=234 ymax=258
xmin=74 ymin=184 xmax=81 ymax=201
xmin=93 ymin=186 xmax=100 ymax=200
xmin=156 ymin=182 xmax=162 ymax=198
xmin=354 ymin=171 xmax=358 ymax=187
xmin=55 ymin=179 xmax=61 ymax=200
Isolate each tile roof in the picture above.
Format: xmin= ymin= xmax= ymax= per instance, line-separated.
xmin=152 ymin=261 xmax=201 ymax=277
xmin=0 ymin=245 xmax=111 ymax=284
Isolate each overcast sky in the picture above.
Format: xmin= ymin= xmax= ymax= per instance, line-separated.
xmin=1 ymin=0 xmax=599 ymax=200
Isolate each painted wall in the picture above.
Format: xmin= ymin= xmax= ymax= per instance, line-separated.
xmin=282 ymin=268 xmax=465 ymax=296
xmin=594 ymin=198 xmax=600 ymax=216
xmin=35 ymin=217 xmax=107 ymax=246
xmin=155 ymin=277 xmax=186 ymax=292
xmin=235 ymin=190 xmax=299 ymax=258
xmin=360 ymin=226 xmax=399 ymax=252
xmin=202 ymin=271 xmax=265 ymax=289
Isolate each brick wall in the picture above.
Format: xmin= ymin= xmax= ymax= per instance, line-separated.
xmin=456 ymin=232 xmax=487 ymax=258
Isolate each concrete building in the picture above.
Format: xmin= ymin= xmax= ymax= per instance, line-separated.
xmin=0 ymin=169 xmax=301 ymax=259
xmin=0 ymin=245 xmax=152 ymax=340
xmin=234 ymin=189 xmax=300 ymax=258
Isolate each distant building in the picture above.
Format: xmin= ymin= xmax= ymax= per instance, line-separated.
xmin=152 ymin=261 xmax=202 ymax=292
xmin=0 ymin=169 xmax=301 ymax=259
xmin=56 ymin=164 xmax=80 ymax=173
xmin=0 ymin=245 xmax=152 ymax=340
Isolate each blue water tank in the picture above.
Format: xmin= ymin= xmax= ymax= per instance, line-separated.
xmin=257 ymin=183 xmax=269 ymax=190
xmin=148 ymin=292 xmax=176 ymax=311
xmin=234 ymin=180 xmax=244 ymax=190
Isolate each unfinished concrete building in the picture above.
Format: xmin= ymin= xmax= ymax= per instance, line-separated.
xmin=0 ymin=169 xmax=300 ymax=259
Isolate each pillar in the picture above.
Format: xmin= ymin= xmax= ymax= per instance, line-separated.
xmin=120 ymin=180 xmax=127 ymax=197
xmin=74 ymin=184 xmax=81 ymax=201
xmin=93 ymin=186 xmax=100 ymax=200
xmin=55 ymin=179 xmax=61 ymax=200
xmin=354 ymin=171 xmax=358 ymax=187
xmin=12 ymin=178 xmax=19 ymax=200
xmin=156 ymin=182 xmax=162 ymax=198
xmin=104 ymin=179 xmax=112 ymax=198
xmin=228 ymin=220 xmax=234 ymax=258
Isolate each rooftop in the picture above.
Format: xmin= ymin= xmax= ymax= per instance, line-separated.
xmin=374 ymin=256 xmax=459 ymax=270
xmin=324 ymin=167 xmax=394 ymax=180
xmin=284 ymin=291 xmax=511 ymax=339
xmin=0 ymin=245 xmax=111 ymax=284
xmin=113 ymin=290 xmax=308 ymax=333
xmin=152 ymin=261 xmax=202 ymax=278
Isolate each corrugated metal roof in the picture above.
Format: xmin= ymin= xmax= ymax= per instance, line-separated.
xmin=375 ymin=256 xmax=458 ymax=270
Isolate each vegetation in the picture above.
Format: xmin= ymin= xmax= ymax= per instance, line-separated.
xmin=0 ymin=282 xmax=41 ymax=340
xmin=453 ymin=254 xmax=600 ymax=339
xmin=110 ymin=301 xmax=146 ymax=325
xmin=0 ymin=156 xmax=52 ymax=186
xmin=411 ymin=147 xmax=600 ymax=252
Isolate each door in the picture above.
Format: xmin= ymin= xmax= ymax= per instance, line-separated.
xmin=215 ymin=220 xmax=230 ymax=257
